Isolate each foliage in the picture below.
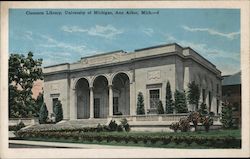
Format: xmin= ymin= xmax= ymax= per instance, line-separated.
xmin=165 ymin=81 xmax=174 ymax=114
xmin=9 ymin=52 xmax=43 ymax=118
xmin=199 ymin=103 xmax=208 ymax=115
xmin=187 ymin=81 xmax=200 ymax=111
xmin=120 ymin=118 xmax=130 ymax=132
xmin=39 ymin=103 xmax=48 ymax=124
xmin=157 ymin=100 xmax=164 ymax=114
xmin=174 ymin=90 xmax=188 ymax=113
xmin=9 ymin=121 xmax=25 ymax=131
xmin=178 ymin=118 xmax=191 ymax=132
xmin=202 ymin=116 xmax=213 ymax=132
xmin=116 ymin=124 xmax=123 ymax=132
xmin=169 ymin=122 xmax=179 ymax=132
xmin=53 ymin=100 xmax=63 ymax=122
xmin=188 ymin=111 xmax=201 ymax=131
xmin=220 ymin=103 xmax=234 ymax=129
xmin=15 ymin=130 xmax=241 ymax=148
xmin=136 ymin=92 xmax=145 ymax=115
xmin=108 ymin=120 xmax=118 ymax=131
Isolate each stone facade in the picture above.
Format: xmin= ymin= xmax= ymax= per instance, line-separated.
xmin=43 ymin=43 xmax=222 ymax=120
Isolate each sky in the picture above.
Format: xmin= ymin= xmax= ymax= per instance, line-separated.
xmin=9 ymin=9 xmax=240 ymax=75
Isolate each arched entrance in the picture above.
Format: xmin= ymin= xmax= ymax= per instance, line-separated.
xmin=93 ymin=75 xmax=109 ymax=118
xmin=75 ymin=78 xmax=90 ymax=119
xmin=112 ymin=73 xmax=130 ymax=115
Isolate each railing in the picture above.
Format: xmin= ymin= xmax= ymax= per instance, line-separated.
xmin=109 ymin=114 xmax=189 ymax=122
xmin=109 ymin=114 xmax=221 ymax=123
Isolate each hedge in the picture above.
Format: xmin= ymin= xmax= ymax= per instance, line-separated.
xmin=15 ymin=130 xmax=241 ymax=148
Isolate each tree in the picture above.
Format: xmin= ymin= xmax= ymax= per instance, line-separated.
xmin=39 ymin=103 xmax=48 ymax=124
xmin=174 ymin=90 xmax=188 ymax=113
xmin=187 ymin=81 xmax=200 ymax=111
xmin=9 ymin=52 xmax=43 ymax=118
xmin=220 ymin=103 xmax=233 ymax=129
xmin=199 ymin=102 xmax=208 ymax=115
xmin=165 ymin=81 xmax=174 ymax=114
xmin=157 ymin=100 xmax=164 ymax=114
xmin=136 ymin=92 xmax=145 ymax=115
xmin=54 ymin=100 xmax=63 ymax=122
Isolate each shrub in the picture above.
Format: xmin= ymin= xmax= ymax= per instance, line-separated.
xmin=9 ymin=121 xmax=25 ymax=131
xmin=108 ymin=120 xmax=118 ymax=131
xmin=187 ymin=81 xmax=200 ymax=111
xmin=157 ymin=100 xmax=164 ymax=114
xmin=39 ymin=103 xmax=48 ymax=124
xmin=96 ymin=123 xmax=103 ymax=132
xmin=120 ymin=118 xmax=130 ymax=132
xmin=199 ymin=103 xmax=208 ymax=115
xmin=202 ymin=116 xmax=213 ymax=132
xmin=220 ymin=103 xmax=234 ymax=129
xmin=179 ymin=118 xmax=190 ymax=132
xmin=136 ymin=92 xmax=145 ymax=115
xmin=170 ymin=122 xmax=179 ymax=132
xmin=174 ymin=90 xmax=188 ymax=113
xmin=54 ymin=100 xmax=63 ymax=122
xmin=165 ymin=81 xmax=174 ymax=114
xmin=188 ymin=111 xmax=201 ymax=131
xmin=116 ymin=124 xmax=123 ymax=132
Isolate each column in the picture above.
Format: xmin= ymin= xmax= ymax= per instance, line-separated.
xmin=109 ymin=85 xmax=113 ymax=116
xmin=129 ymin=82 xmax=135 ymax=115
xmin=70 ymin=88 xmax=77 ymax=120
xmin=89 ymin=86 xmax=94 ymax=118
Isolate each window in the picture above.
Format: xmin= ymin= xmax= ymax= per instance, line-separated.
xmin=149 ymin=89 xmax=160 ymax=108
xmin=52 ymin=98 xmax=58 ymax=113
xmin=216 ymin=99 xmax=219 ymax=114
xmin=113 ymin=97 xmax=119 ymax=114
xmin=208 ymin=91 xmax=212 ymax=112
xmin=202 ymin=89 xmax=206 ymax=102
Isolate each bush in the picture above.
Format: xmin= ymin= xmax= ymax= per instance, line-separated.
xmin=170 ymin=122 xmax=179 ymax=132
xmin=136 ymin=92 xmax=145 ymax=115
xmin=39 ymin=103 xmax=48 ymax=124
xmin=179 ymin=118 xmax=190 ymax=132
xmin=54 ymin=100 xmax=63 ymax=122
xmin=199 ymin=103 xmax=208 ymax=115
xmin=220 ymin=103 xmax=234 ymax=129
xmin=96 ymin=123 xmax=103 ymax=132
xmin=188 ymin=111 xmax=201 ymax=131
xmin=9 ymin=121 xmax=26 ymax=131
xmin=174 ymin=90 xmax=188 ymax=113
xmin=108 ymin=120 xmax=118 ymax=131
xmin=165 ymin=81 xmax=174 ymax=114
xmin=202 ymin=116 xmax=213 ymax=132
xmin=157 ymin=100 xmax=164 ymax=114
xmin=120 ymin=118 xmax=130 ymax=132
xmin=116 ymin=124 xmax=123 ymax=132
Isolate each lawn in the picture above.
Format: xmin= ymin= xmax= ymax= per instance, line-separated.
xmin=12 ymin=129 xmax=241 ymax=149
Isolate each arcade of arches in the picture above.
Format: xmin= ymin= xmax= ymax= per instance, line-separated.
xmin=75 ymin=73 xmax=130 ymax=119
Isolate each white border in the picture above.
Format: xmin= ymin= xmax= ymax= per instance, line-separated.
xmin=1 ymin=1 xmax=249 ymax=158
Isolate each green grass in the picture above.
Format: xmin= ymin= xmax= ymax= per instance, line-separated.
xmin=12 ymin=129 xmax=241 ymax=149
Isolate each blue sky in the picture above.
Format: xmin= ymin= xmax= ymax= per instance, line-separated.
xmin=9 ymin=9 xmax=240 ymax=75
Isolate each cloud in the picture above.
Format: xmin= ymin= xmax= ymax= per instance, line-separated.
xmin=182 ymin=25 xmax=240 ymax=40
xmin=61 ymin=25 xmax=123 ymax=39
xmin=142 ymin=28 xmax=154 ymax=36
xmin=39 ymin=34 xmax=87 ymax=53
xmin=24 ymin=31 xmax=33 ymax=40
xmin=164 ymin=34 xmax=240 ymax=75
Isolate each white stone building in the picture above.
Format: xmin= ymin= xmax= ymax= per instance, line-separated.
xmin=43 ymin=43 xmax=222 ymax=120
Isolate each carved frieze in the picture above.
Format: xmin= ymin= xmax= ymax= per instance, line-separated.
xmin=147 ymin=70 xmax=161 ymax=80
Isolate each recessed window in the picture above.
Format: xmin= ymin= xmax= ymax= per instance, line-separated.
xmin=149 ymin=89 xmax=160 ymax=108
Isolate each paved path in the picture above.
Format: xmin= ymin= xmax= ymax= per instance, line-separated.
xmin=9 ymin=140 xmax=152 ymax=149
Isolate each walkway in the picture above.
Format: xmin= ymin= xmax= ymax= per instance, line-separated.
xmin=9 ymin=140 xmax=152 ymax=149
